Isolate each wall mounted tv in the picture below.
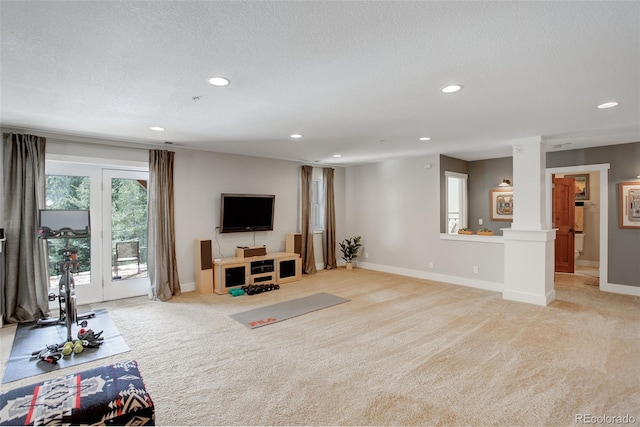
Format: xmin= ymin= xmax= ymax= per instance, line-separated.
xmin=219 ymin=193 xmax=275 ymax=233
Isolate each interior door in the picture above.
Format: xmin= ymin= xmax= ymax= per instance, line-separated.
xmin=554 ymin=176 xmax=576 ymax=273
xmin=102 ymin=170 xmax=150 ymax=301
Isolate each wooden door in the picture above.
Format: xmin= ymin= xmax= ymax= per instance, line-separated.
xmin=554 ymin=176 xmax=576 ymax=273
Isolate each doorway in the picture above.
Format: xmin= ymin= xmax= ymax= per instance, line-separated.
xmin=45 ymin=160 xmax=150 ymax=304
xmin=102 ymin=170 xmax=149 ymax=301
xmin=546 ymin=164 xmax=610 ymax=291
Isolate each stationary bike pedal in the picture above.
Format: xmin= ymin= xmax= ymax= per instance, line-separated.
xmin=48 ymin=293 xmax=57 ymax=302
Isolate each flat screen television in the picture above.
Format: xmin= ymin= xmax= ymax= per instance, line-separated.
xmin=219 ymin=193 xmax=275 ymax=233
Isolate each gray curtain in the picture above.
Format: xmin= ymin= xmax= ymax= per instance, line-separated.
xmin=148 ymin=149 xmax=181 ymax=301
xmin=300 ymin=165 xmax=316 ymax=274
xmin=2 ymin=133 xmax=49 ymax=323
xmin=323 ymin=167 xmax=337 ymax=269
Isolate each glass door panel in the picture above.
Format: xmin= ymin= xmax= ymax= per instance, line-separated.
xmin=103 ymin=170 xmax=150 ymax=300
xmin=45 ymin=175 xmax=92 ymax=290
xmin=45 ymin=162 xmax=102 ymax=304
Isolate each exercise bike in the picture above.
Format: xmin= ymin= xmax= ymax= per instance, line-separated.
xmin=36 ymin=243 xmax=95 ymax=338
xmin=32 ymin=210 xmax=102 ymax=362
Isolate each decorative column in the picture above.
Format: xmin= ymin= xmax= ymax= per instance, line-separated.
xmin=502 ymin=137 xmax=556 ymax=306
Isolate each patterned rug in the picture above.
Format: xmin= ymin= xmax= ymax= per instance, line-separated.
xmin=2 ymin=309 xmax=129 ymax=384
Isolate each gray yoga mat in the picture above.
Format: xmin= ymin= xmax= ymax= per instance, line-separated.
xmin=230 ymin=292 xmax=350 ymax=329
xmin=2 ymin=308 xmax=130 ymax=384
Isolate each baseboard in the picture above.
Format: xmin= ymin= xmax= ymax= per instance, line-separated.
xmin=502 ymin=289 xmax=556 ymax=306
xmin=357 ymin=262 xmax=503 ymax=293
xmin=601 ymin=282 xmax=640 ymax=297
xmin=576 ymin=260 xmax=599 ymax=268
xmin=182 ymin=281 xmax=196 ymax=293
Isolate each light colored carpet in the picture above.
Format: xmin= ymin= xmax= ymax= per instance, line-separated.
xmin=1 ymin=268 xmax=639 ymax=426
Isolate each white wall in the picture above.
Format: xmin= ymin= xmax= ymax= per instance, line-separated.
xmin=346 ymin=155 xmax=504 ymax=292
xmin=47 ymin=139 xmax=149 ymax=165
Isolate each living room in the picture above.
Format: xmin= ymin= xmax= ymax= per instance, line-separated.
xmin=1 ymin=1 xmax=639 ymax=425
xmin=29 ymin=136 xmax=638 ymax=301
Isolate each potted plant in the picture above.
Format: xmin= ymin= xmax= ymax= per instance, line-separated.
xmin=478 ymin=227 xmax=494 ymax=236
xmin=339 ymin=236 xmax=362 ymax=270
xmin=458 ymin=227 xmax=473 ymax=235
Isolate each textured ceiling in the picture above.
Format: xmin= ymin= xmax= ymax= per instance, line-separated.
xmin=1 ymin=1 xmax=638 ymax=164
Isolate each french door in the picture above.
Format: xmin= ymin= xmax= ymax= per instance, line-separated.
xmin=45 ymin=161 xmax=149 ymax=304
xmin=102 ymin=170 xmax=149 ymax=300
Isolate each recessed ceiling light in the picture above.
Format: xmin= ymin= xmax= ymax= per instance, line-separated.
xmin=150 ymin=126 xmax=165 ymax=132
xmin=597 ymin=101 xmax=618 ymax=109
xmin=442 ymin=84 xmax=462 ymax=93
xmin=290 ymin=134 xmax=303 ymax=139
xmin=419 ymin=137 xmax=432 ymax=141
xmin=333 ymin=154 xmax=342 ymax=158
xmin=208 ymin=76 xmax=230 ymax=86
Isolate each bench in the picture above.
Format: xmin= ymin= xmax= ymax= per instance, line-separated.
xmin=0 ymin=360 xmax=154 ymax=426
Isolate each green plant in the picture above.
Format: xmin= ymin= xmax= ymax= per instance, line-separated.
xmin=459 ymin=227 xmax=471 ymax=232
xmin=479 ymin=227 xmax=491 ymax=232
xmin=339 ymin=236 xmax=362 ymax=262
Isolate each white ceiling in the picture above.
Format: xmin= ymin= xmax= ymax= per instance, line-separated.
xmin=1 ymin=1 xmax=639 ymax=165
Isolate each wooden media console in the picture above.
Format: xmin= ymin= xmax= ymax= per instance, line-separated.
xmin=213 ymin=252 xmax=301 ymax=295
xmin=194 ymin=241 xmax=302 ymax=295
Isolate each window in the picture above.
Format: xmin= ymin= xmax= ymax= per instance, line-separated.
xmin=446 ymin=172 xmax=468 ymax=234
xmin=311 ymin=178 xmax=325 ymax=231
xmin=311 ymin=168 xmax=325 ymax=232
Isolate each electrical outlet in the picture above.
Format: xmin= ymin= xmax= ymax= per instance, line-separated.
xmin=365 ymin=252 xmax=369 ymax=259
xmin=473 ymin=266 xmax=479 ymax=274
xmin=479 ymin=218 xmax=483 ymax=225
xmin=429 ymin=261 xmax=434 ymax=269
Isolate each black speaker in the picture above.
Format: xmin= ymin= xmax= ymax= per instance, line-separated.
xmin=286 ymin=233 xmax=302 ymax=255
xmin=194 ymin=239 xmax=213 ymax=293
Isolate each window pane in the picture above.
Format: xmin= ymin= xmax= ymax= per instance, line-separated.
xmin=311 ymin=179 xmax=325 ymax=231
xmin=111 ymin=178 xmax=148 ymax=280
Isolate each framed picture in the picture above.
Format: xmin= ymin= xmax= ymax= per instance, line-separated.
xmin=490 ymin=188 xmax=513 ymax=221
xmin=618 ymin=181 xmax=640 ymax=229
xmin=566 ymin=174 xmax=589 ymax=201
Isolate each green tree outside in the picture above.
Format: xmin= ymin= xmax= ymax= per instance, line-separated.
xmin=45 ymin=175 xmax=91 ymax=274
xmin=45 ymin=175 xmax=148 ymax=278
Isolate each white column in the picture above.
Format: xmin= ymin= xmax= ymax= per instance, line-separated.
xmin=502 ymin=137 xmax=556 ymax=306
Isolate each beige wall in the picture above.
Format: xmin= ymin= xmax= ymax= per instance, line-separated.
xmin=172 ymin=148 xmax=347 ymax=284
xmin=42 ymin=138 xmax=345 ymax=290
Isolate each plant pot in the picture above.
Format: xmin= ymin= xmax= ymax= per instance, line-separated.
xmin=346 ymin=262 xmax=353 ymax=270
xmin=478 ymin=231 xmax=494 ymax=236
xmin=458 ymin=230 xmax=473 ymax=235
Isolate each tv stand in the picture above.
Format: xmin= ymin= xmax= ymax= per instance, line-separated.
xmin=209 ymin=252 xmax=301 ymax=295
